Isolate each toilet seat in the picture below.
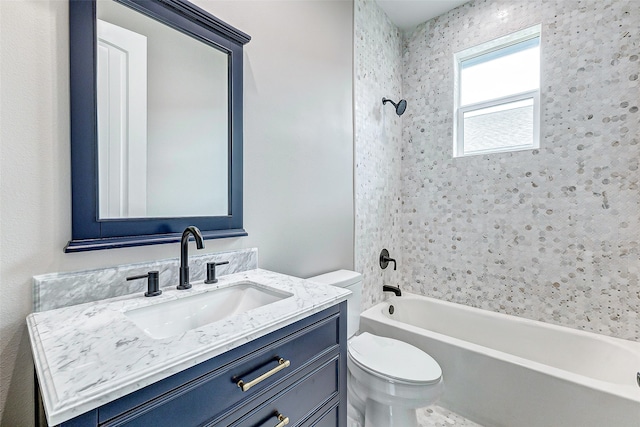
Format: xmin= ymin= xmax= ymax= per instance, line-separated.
xmin=348 ymin=332 xmax=442 ymax=385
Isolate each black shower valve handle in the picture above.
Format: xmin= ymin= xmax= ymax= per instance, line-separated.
xmin=379 ymin=249 xmax=397 ymax=271
xmin=127 ymin=271 xmax=162 ymax=297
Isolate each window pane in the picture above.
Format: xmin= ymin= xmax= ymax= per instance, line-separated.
xmin=463 ymin=98 xmax=534 ymax=154
xmin=461 ymin=39 xmax=539 ymax=106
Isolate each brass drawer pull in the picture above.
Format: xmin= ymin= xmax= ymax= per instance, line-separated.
xmin=236 ymin=358 xmax=291 ymax=392
xmin=274 ymin=413 xmax=290 ymax=427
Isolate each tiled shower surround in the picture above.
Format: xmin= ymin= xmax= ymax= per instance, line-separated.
xmin=354 ymin=0 xmax=404 ymax=308
xmin=356 ymin=0 xmax=640 ymax=342
xmin=401 ymin=0 xmax=639 ymax=341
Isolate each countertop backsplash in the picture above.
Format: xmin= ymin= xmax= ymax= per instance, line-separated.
xmin=33 ymin=248 xmax=258 ymax=312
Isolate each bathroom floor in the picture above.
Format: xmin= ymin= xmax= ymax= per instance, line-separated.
xmin=418 ymin=405 xmax=483 ymax=427
xmin=347 ymin=404 xmax=482 ymax=427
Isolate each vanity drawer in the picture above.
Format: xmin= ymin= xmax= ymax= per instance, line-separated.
xmin=228 ymin=356 xmax=339 ymax=427
xmin=99 ymin=311 xmax=340 ymax=426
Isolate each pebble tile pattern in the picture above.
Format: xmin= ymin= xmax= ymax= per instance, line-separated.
xmin=418 ymin=406 xmax=482 ymax=427
xmin=349 ymin=405 xmax=480 ymax=427
xmin=354 ymin=0 xmax=405 ymax=309
xmin=400 ymin=0 xmax=640 ymax=341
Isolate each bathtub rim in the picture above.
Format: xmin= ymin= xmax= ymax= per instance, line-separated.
xmin=360 ymin=292 xmax=640 ymax=404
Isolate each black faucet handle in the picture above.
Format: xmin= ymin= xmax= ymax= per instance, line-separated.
xmin=127 ymin=271 xmax=162 ymax=297
xmin=204 ymin=261 xmax=229 ymax=284
xmin=379 ymin=249 xmax=397 ymax=271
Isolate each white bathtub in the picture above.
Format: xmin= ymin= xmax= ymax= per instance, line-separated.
xmin=359 ymin=293 xmax=640 ymax=427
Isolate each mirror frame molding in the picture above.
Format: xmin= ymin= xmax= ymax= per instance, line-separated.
xmin=66 ymin=0 xmax=250 ymax=252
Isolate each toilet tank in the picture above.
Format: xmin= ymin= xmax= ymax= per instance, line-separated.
xmin=308 ymin=270 xmax=362 ymax=338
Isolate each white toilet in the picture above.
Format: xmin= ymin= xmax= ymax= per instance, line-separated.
xmin=309 ymin=270 xmax=443 ymax=427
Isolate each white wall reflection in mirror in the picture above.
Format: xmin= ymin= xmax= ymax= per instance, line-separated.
xmin=97 ymin=0 xmax=229 ymax=219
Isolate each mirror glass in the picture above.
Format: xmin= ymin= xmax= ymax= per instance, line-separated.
xmin=96 ymin=0 xmax=228 ymax=218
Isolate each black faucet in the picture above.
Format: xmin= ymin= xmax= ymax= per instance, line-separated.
xmin=177 ymin=226 xmax=205 ymax=290
xmin=383 ymin=284 xmax=402 ymax=297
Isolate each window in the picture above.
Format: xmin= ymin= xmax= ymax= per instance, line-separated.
xmin=454 ymin=25 xmax=541 ymax=157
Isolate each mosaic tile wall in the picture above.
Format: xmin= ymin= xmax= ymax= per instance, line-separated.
xmin=354 ymin=0 xmax=404 ymax=309
xmin=401 ymin=0 xmax=640 ymax=340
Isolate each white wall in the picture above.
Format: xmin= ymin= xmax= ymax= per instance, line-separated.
xmin=0 ymin=1 xmax=353 ymax=425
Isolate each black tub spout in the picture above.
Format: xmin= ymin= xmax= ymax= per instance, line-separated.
xmin=383 ymin=284 xmax=402 ymax=297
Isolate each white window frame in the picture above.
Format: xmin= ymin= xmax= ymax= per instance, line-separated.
xmin=453 ymin=25 xmax=542 ymax=158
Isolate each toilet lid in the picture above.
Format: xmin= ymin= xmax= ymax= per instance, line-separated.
xmin=348 ymin=332 xmax=442 ymax=384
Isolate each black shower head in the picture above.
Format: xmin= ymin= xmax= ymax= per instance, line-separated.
xmin=382 ymin=97 xmax=407 ymax=116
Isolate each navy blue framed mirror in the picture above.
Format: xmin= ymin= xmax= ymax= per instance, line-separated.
xmin=66 ymin=0 xmax=250 ymax=252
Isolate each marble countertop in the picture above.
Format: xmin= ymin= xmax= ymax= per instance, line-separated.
xmin=27 ymin=269 xmax=349 ymax=425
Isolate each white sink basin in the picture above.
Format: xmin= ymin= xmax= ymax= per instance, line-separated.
xmin=124 ymin=282 xmax=293 ymax=339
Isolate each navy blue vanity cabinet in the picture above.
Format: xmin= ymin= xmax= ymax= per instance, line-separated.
xmin=50 ymin=302 xmax=347 ymax=427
